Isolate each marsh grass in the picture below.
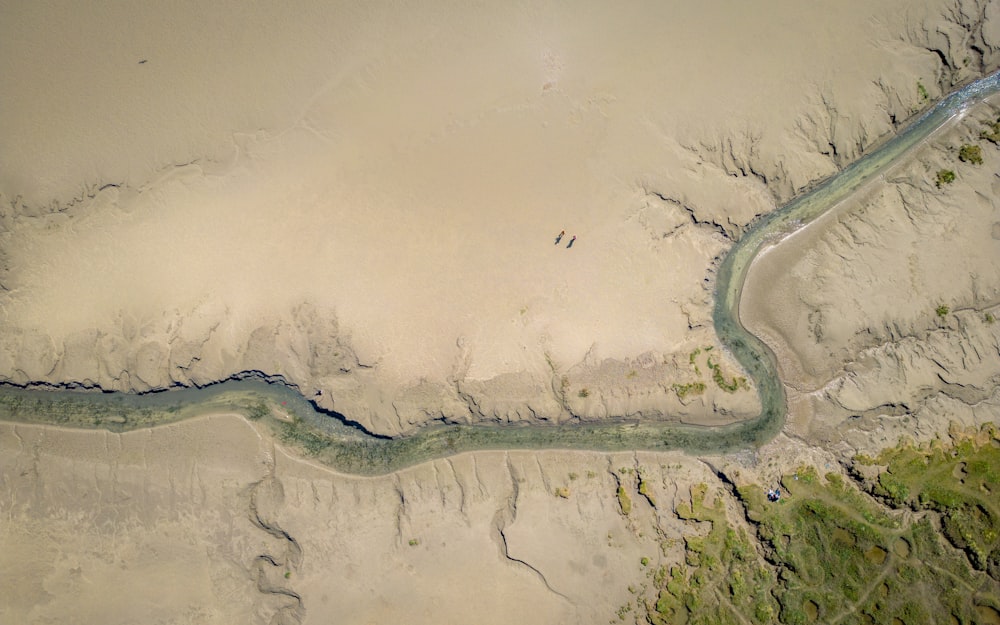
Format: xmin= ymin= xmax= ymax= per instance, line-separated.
xmin=959 ymin=143 xmax=984 ymax=164
xmin=635 ymin=428 xmax=1000 ymax=625
xmin=936 ymin=169 xmax=956 ymax=188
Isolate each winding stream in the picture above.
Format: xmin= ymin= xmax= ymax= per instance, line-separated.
xmin=2 ymin=70 xmax=999 ymax=474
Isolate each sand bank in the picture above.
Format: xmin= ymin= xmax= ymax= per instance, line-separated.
xmin=0 ymin=413 xmax=727 ymax=624
xmin=741 ymin=94 xmax=1000 ymax=455
xmin=4 ymin=1 xmax=997 ymax=434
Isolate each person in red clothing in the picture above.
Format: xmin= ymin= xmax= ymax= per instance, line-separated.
xmin=554 ymin=230 xmax=565 ymax=245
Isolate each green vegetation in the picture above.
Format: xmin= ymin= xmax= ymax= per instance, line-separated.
xmin=628 ymin=427 xmax=1000 ymax=625
xmin=578 ymin=388 xmax=590 ymax=399
xmin=856 ymin=425 xmax=1000 ymax=575
xmin=981 ymin=116 xmax=1000 ymax=144
xmin=279 ymin=417 xmax=332 ymax=456
xmin=986 ymin=312 xmax=996 ymax=324
xmin=248 ymin=401 xmax=270 ymax=420
xmin=917 ymin=80 xmax=929 ymax=102
xmin=707 ymin=357 xmax=749 ymax=393
xmin=936 ymin=169 xmax=956 ymax=188
xmin=689 ymin=348 xmax=702 ymax=376
xmin=638 ymin=475 xmax=657 ymax=508
xmin=959 ymin=143 xmax=984 ymax=165
xmin=554 ymin=486 xmax=570 ymax=498
xmin=641 ymin=556 xmax=650 ymax=567
xmin=936 ymin=304 xmax=950 ymax=317
xmin=617 ymin=485 xmax=633 ymax=515
xmin=639 ymin=483 xmax=778 ymax=625
xmin=408 ymin=538 xmax=420 ymax=547
xmin=672 ymin=382 xmax=706 ymax=399
xmin=679 ymin=345 xmax=748 ymax=397
xmin=0 ymin=382 xmax=786 ymax=475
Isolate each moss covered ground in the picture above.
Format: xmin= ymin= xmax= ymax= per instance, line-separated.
xmin=625 ymin=425 xmax=1000 ymax=624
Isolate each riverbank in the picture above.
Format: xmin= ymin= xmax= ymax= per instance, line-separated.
xmin=4 ymin=0 xmax=996 ymax=435
xmin=742 ymin=92 xmax=1000 ymax=457
xmin=3 ymin=2 xmax=1000 ymax=623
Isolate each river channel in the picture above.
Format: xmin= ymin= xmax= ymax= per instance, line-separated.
xmin=2 ymin=70 xmax=999 ymax=474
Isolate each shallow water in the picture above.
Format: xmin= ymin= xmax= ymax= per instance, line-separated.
xmin=2 ymin=70 xmax=999 ymax=474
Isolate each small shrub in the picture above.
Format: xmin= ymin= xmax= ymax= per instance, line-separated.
xmin=917 ymin=81 xmax=929 ymax=101
xmin=959 ymin=144 xmax=983 ymax=165
xmin=639 ymin=478 xmax=657 ymax=507
xmin=408 ymin=538 xmax=420 ymax=546
xmin=673 ymin=382 xmax=706 ymax=399
xmin=247 ymin=401 xmax=270 ymax=421
xmin=981 ymin=117 xmax=1000 ymax=143
xmin=986 ymin=312 xmax=996 ymax=324
xmin=706 ymin=357 xmax=748 ymax=393
xmin=936 ymin=169 xmax=956 ymax=188
xmin=618 ymin=486 xmax=633 ymax=515
xmin=936 ymin=305 xmax=950 ymax=317
xmin=554 ymin=486 xmax=570 ymax=498
xmin=641 ymin=556 xmax=650 ymax=567
xmin=578 ymin=388 xmax=590 ymax=398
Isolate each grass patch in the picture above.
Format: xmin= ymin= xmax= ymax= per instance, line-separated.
xmin=918 ymin=80 xmax=929 ymax=102
xmin=707 ymin=356 xmax=749 ymax=393
xmin=617 ymin=486 xmax=632 ymax=515
xmin=643 ymin=483 xmax=778 ymax=625
xmin=936 ymin=169 xmax=956 ymax=188
xmin=959 ymin=143 xmax=984 ymax=165
xmin=247 ymin=401 xmax=270 ymax=420
xmin=638 ymin=475 xmax=657 ymax=508
xmin=982 ymin=116 xmax=1000 ymax=143
xmin=673 ymin=382 xmax=706 ymax=399
xmin=858 ymin=425 xmax=1000 ymax=575
xmin=278 ymin=418 xmax=332 ymax=456
xmin=633 ymin=431 xmax=1000 ymax=625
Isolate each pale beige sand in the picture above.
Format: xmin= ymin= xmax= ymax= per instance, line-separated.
xmin=742 ymin=95 xmax=1000 ymax=455
xmin=0 ymin=414 xmax=725 ymax=624
xmin=4 ymin=3 xmax=1000 ymax=623
xmin=3 ymin=1 xmax=994 ymax=434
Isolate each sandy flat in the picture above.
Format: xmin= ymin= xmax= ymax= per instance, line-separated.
xmin=741 ymin=95 xmax=1000 ymax=453
xmin=3 ymin=1 xmax=991 ymax=433
xmin=1 ymin=414 xmax=719 ymax=624
xmin=3 ymin=3 xmax=1000 ymax=623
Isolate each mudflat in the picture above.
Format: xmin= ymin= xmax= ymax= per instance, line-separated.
xmin=3 ymin=1 xmax=1000 ymax=623
xmin=2 ymin=0 xmax=988 ymax=434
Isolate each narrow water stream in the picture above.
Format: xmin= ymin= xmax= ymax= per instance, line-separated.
xmin=3 ymin=70 xmax=999 ymax=474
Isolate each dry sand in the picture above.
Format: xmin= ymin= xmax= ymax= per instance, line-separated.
xmin=4 ymin=0 xmax=995 ymax=434
xmin=742 ymin=94 xmax=1000 ymax=457
xmin=3 ymin=1 xmax=1000 ymax=623
xmin=0 ymin=414 xmax=719 ymax=624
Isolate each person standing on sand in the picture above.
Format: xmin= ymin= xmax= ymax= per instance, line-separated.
xmin=555 ymin=230 xmax=565 ymax=245
xmin=567 ymin=235 xmax=576 ymax=248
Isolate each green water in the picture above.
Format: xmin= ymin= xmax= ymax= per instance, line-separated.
xmin=3 ymin=71 xmax=999 ymax=474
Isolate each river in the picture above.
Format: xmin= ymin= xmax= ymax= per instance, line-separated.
xmin=2 ymin=70 xmax=999 ymax=474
